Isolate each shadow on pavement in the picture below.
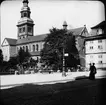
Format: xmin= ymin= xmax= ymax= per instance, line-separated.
xmin=1 ymin=78 xmax=106 ymax=105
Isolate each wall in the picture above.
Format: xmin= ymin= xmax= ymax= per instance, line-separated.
xmin=2 ymin=46 xmax=10 ymax=61
xmin=1 ymin=39 xmax=10 ymax=61
xmin=85 ymin=39 xmax=106 ymax=69
xmin=10 ymin=46 xmax=17 ymax=57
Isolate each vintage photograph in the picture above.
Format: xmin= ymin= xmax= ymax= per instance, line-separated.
xmin=0 ymin=0 xmax=106 ymax=105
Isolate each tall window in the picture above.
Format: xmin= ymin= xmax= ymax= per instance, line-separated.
xmin=90 ymin=46 xmax=93 ymax=50
xmin=28 ymin=27 xmax=32 ymax=33
xmin=36 ymin=44 xmax=39 ymax=51
xmin=19 ymin=28 xmax=22 ymax=33
xmin=98 ymin=45 xmax=103 ymax=49
xmin=23 ymin=27 xmax=25 ymax=32
xmin=98 ymin=55 xmax=102 ymax=58
xmin=33 ymin=45 xmax=35 ymax=52
xmin=98 ymin=61 xmax=102 ymax=64
xmin=26 ymin=46 xmax=28 ymax=51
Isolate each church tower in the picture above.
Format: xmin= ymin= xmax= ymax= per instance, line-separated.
xmin=17 ymin=0 xmax=34 ymax=39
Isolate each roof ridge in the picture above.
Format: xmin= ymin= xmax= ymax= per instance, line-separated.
xmin=69 ymin=26 xmax=84 ymax=30
xmin=5 ymin=37 xmax=17 ymax=40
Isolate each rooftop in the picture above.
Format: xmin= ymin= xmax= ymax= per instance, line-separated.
xmin=17 ymin=26 xmax=87 ymax=45
xmin=91 ymin=20 xmax=105 ymax=29
xmin=5 ymin=38 xmax=17 ymax=46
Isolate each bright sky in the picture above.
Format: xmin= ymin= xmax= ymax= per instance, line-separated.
xmin=0 ymin=0 xmax=105 ymax=44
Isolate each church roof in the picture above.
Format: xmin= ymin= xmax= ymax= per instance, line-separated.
xmin=6 ymin=38 xmax=17 ymax=46
xmin=16 ymin=26 xmax=87 ymax=45
xmin=67 ymin=27 xmax=85 ymax=36
xmin=16 ymin=34 xmax=47 ymax=45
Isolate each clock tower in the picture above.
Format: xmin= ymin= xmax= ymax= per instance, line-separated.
xmin=17 ymin=0 xmax=34 ymax=39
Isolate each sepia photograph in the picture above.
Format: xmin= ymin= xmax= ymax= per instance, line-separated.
xmin=0 ymin=0 xmax=106 ymax=105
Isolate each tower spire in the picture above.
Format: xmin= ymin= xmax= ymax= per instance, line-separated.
xmin=17 ymin=0 xmax=34 ymax=39
xmin=23 ymin=0 xmax=29 ymax=3
xmin=22 ymin=0 xmax=29 ymax=8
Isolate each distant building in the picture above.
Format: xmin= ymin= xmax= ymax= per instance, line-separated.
xmin=1 ymin=0 xmax=89 ymax=67
xmin=85 ymin=20 xmax=106 ymax=69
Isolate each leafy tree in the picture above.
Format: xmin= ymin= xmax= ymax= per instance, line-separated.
xmin=40 ymin=27 xmax=80 ymax=70
xmin=8 ymin=56 xmax=18 ymax=70
xmin=30 ymin=58 xmax=37 ymax=68
xmin=17 ymin=47 xmax=31 ymax=65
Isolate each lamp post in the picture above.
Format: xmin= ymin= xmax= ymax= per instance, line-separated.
xmin=62 ymin=47 xmax=66 ymax=76
xmin=62 ymin=48 xmax=65 ymax=72
xmin=62 ymin=47 xmax=68 ymax=76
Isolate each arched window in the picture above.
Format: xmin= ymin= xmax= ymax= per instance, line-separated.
xmin=33 ymin=45 xmax=35 ymax=52
xmin=36 ymin=44 xmax=39 ymax=51
xmin=23 ymin=46 xmax=25 ymax=51
xmin=26 ymin=46 xmax=28 ymax=51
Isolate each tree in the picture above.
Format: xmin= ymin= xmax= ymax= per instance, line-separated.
xmin=17 ymin=47 xmax=31 ymax=65
xmin=66 ymin=35 xmax=80 ymax=68
xmin=8 ymin=56 xmax=18 ymax=70
xmin=40 ymin=27 xmax=80 ymax=70
xmin=30 ymin=58 xmax=37 ymax=68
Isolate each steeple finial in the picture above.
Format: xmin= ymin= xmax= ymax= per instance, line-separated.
xmin=23 ymin=0 xmax=29 ymax=4
xmin=63 ymin=21 xmax=68 ymax=30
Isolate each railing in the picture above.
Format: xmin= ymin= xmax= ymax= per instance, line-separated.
xmin=0 ymin=71 xmax=15 ymax=75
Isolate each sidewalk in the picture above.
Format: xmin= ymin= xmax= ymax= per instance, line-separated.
xmin=1 ymin=70 xmax=106 ymax=89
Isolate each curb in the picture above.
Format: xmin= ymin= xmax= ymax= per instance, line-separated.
xmin=1 ymin=78 xmax=75 ymax=89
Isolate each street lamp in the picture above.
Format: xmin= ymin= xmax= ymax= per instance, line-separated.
xmin=62 ymin=48 xmax=65 ymax=72
xmin=62 ymin=47 xmax=68 ymax=76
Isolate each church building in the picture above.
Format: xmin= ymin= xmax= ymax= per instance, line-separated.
xmin=1 ymin=0 xmax=89 ymax=67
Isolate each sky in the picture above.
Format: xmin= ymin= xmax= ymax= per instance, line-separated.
xmin=0 ymin=0 xmax=105 ymax=45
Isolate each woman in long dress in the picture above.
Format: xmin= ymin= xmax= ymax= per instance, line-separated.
xmin=89 ymin=63 xmax=97 ymax=80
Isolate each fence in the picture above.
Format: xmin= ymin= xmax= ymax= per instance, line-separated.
xmin=0 ymin=71 xmax=15 ymax=75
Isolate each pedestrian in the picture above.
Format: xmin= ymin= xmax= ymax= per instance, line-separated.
xmin=89 ymin=63 xmax=97 ymax=80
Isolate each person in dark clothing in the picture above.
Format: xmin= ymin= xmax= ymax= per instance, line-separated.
xmin=89 ymin=63 xmax=97 ymax=80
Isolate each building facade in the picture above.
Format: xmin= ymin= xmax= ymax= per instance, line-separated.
xmin=1 ymin=0 xmax=89 ymax=67
xmin=85 ymin=21 xmax=106 ymax=69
